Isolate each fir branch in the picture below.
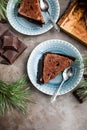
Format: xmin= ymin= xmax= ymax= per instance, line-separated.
xmin=0 ymin=76 xmax=32 ymax=115
xmin=0 ymin=0 xmax=8 ymax=19
xmin=0 ymin=0 xmax=21 ymax=20
xmin=73 ymin=52 xmax=87 ymax=102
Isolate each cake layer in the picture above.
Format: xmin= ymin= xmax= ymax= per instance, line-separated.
xmin=18 ymin=0 xmax=45 ymax=24
xmin=37 ymin=52 xmax=75 ymax=84
xmin=58 ymin=0 xmax=87 ymax=45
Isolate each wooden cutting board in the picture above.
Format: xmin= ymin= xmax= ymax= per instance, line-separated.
xmin=57 ymin=0 xmax=87 ymax=45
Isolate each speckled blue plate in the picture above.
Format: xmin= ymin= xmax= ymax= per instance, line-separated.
xmin=6 ymin=0 xmax=60 ymax=35
xmin=27 ymin=39 xmax=84 ymax=95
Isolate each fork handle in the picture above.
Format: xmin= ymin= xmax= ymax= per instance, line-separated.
xmin=47 ymin=11 xmax=60 ymax=32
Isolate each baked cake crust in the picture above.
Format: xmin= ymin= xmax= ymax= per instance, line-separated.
xmin=18 ymin=0 xmax=45 ymax=24
xmin=37 ymin=52 xmax=75 ymax=84
xmin=57 ymin=0 xmax=87 ymax=45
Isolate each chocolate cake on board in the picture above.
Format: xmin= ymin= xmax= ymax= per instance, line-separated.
xmin=18 ymin=0 xmax=45 ymax=25
xmin=57 ymin=0 xmax=87 ymax=45
xmin=37 ymin=52 xmax=75 ymax=84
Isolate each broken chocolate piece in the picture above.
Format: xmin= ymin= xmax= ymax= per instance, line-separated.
xmin=0 ymin=59 xmax=10 ymax=65
xmin=17 ymin=39 xmax=27 ymax=52
xmin=3 ymin=36 xmax=18 ymax=51
xmin=4 ymin=30 xmax=16 ymax=38
xmin=0 ymin=29 xmax=27 ymax=64
xmin=2 ymin=50 xmax=18 ymax=64
xmin=83 ymin=74 xmax=87 ymax=80
xmin=2 ymin=40 xmax=27 ymax=64
xmin=0 ymin=23 xmax=8 ymax=37
xmin=0 ymin=39 xmax=4 ymax=55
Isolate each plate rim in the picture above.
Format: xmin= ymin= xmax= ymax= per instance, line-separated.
xmin=6 ymin=0 xmax=60 ymax=35
xmin=27 ymin=39 xmax=84 ymax=95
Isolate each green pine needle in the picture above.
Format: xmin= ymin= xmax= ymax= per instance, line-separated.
xmin=0 ymin=0 xmax=8 ymax=19
xmin=0 ymin=0 xmax=21 ymax=20
xmin=74 ymin=52 xmax=87 ymax=101
xmin=0 ymin=76 xmax=31 ymax=115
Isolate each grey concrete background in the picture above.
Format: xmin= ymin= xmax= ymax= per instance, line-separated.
xmin=0 ymin=0 xmax=87 ymax=130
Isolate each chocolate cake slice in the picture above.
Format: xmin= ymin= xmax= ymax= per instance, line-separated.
xmin=18 ymin=0 xmax=45 ymax=25
xmin=37 ymin=52 xmax=75 ymax=84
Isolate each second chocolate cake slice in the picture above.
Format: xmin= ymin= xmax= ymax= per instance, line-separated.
xmin=18 ymin=0 xmax=45 ymax=25
xmin=37 ymin=52 xmax=75 ymax=84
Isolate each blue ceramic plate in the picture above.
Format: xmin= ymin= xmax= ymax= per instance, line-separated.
xmin=27 ymin=39 xmax=84 ymax=95
xmin=6 ymin=0 xmax=60 ymax=35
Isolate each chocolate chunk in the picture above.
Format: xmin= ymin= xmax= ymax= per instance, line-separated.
xmin=17 ymin=39 xmax=27 ymax=53
xmin=0 ymin=39 xmax=4 ymax=55
xmin=2 ymin=40 xmax=27 ymax=64
xmin=0 ymin=49 xmax=3 ymax=56
xmin=0 ymin=23 xmax=8 ymax=37
xmin=3 ymin=36 xmax=18 ymax=51
xmin=2 ymin=50 xmax=18 ymax=64
xmin=0 ymin=59 xmax=10 ymax=65
xmin=0 ymin=29 xmax=27 ymax=64
xmin=4 ymin=30 xmax=16 ymax=38
xmin=12 ymin=37 xmax=19 ymax=51
xmin=3 ymin=36 xmax=12 ymax=49
xmin=83 ymin=74 xmax=87 ymax=80
xmin=0 ymin=39 xmax=3 ymax=47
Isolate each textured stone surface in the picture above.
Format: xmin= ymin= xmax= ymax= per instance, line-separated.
xmin=0 ymin=0 xmax=87 ymax=130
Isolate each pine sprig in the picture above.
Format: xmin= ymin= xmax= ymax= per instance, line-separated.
xmin=73 ymin=52 xmax=87 ymax=102
xmin=74 ymin=84 xmax=87 ymax=102
xmin=0 ymin=0 xmax=8 ymax=19
xmin=82 ymin=53 xmax=87 ymax=71
xmin=0 ymin=0 xmax=21 ymax=20
xmin=0 ymin=76 xmax=31 ymax=115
